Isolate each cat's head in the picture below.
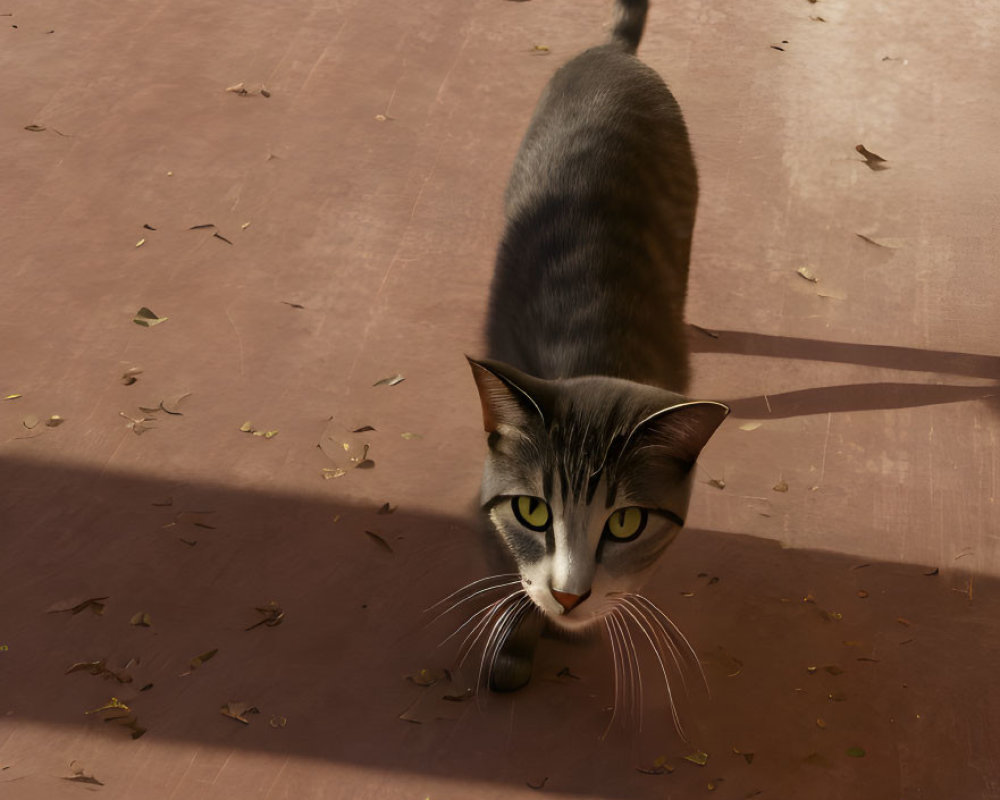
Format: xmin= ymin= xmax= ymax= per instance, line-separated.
xmin=469 ymin=357 xmax=728 ymax=632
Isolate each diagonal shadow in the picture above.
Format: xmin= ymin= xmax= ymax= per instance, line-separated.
xmin=688 ymin=326 xmax=1000 ymax=419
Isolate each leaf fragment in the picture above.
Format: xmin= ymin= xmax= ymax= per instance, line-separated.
xmin=772 ymin=480 xmax=789 ymax=492
xmin=4 ymin=394 xmax=22 ymax=400
xmin=48 ymin=596 xmax=109 ymax=615
xmin=400 ymin=432 xmax=422 ymax=440
xmin=738 ymin=422 xmax=762 ymax=431
xmin=377 ymin=502 xmax=396 ymax=514
xmin=281 ymin=301 xmax=305 ymax=309
xmin=856 ymin=232 xmax=904 ymax=249
xmin=353 ymin=425 xmax=376 ymax=433
xmin=186 ymin=648 xmax=218 ymax=672
xmin=824 ymin=665 xmax=845 ymax=676
xmin=321 ymin=467 xmax=347 ymax=479
xmin=365 ymin=530 xmax=394 ymax=554
xmin=188 ymin=223 xmax=215 ymax=230
xmin=85 ymin=696 xmax=130 ymax=715
xmin=796 ymin=266 xmax=819 ymax=283
xmin=129 ymin=611 xmax=152 ymax=627
xmin=684 ymin=751 xmax=710 ymax=766
xmin=856 ymin=144 xmax=889 ymax=170
xmin=25 ymin=124 xmax=47 ymax=132
xmin=406 ymin=667 xmax=448 ymax=687
xmin=133 ymin=307 xmax=168 ymax=327
xmin=636 ymin=755 xmax=675 ymax=775
xmin=240 ymin=421 xmax=254 ymax=432
xmin=245 ymin=600 xmax=285 ymax=631
xmin=707 ymin=478 xmax=726 ymax=490
xmin=373 ymin=373 xmax=405 ymax=387
xmin=220 ymin=701 xmax=260 ymax=724
xmin=213 ymin=232 xmax=233 ymax=245
xmin=22 ymin=415 xmax=39 ymax=430
xmin=160 ymin=392 xmax=191 ymax=414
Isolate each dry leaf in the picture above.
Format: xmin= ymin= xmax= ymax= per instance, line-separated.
xmin=130 ymin=612 xmax=152 ymax=627
xmin=321 ymin=467 xmax=347 ymax=479
xmin=135 ymin=238 xmax=146 ymax=248
xmin=353 ymin=425 xmax=376 ymax=433
xmin=22 ymin=415 xmax=39 ymax=430
xmin=636 ymin=755 xmax=676 ymax=775
xmin=133 ymin=307 xmax=168 ymax=327
xmin=400 ymin=432 xmax=422 ymax=440
xmin=796 ymin=266 xmax=819 ymax=283
xmin=406 ymin=667 xmax=448 ymax=687
xmin=281 ymin=301 xmax=305 ymax=309
xmin=225 ymin=82 xmax=247 ymax=94
xmin=85 ymin=697 xmax=130 ymax=715
xmin=4 ymin=394 xmax=22 ymax=400
xmin=269 ymin=715 xmax=288 ymax=728
xmin=213 ymin=232 xmax=233 ymax=245
xmin=708 ymin=478 xmax=726 ymax=490
xmin=856 ymin=144 xmax=889 ymax=170
xmin=684 ymin=751 xmax=710 ymax=766
xmin=24 ymin=124 xmax=47 ymax=132
xmin=240 ymin=421 xmax=254 ymax=432
xmin=772 ymin=480 xmax=789 ymax=492
xmin=738 ymin=422 xmax=762 ymax=431
xmin=377 ymin=502 xmax=396 ymax=514
xmin=220 ymin=701 xmax=260 ymax=724
xmin=824 ymin=665 xmax=845 ymax=676
xmin=245 ymin=601 xmax=285 ymax=631
xmin=856 ymin=233 xmax=904 ymax=249
xmin=48 ymin=596 xmax=109 ymax=615
xmin=187 ymin=648 xmax=218 ymax=671
xmin=188 ymin=223 xmax=215 ymax=230
xmin=365 ymin=530 xmax=393 ymax=553
xmin=46 ymin=415 xmax=65 ymax=427
xmin=160 ymin=393 xmax=191 ymax=415
xmin=373 ymin=373 xmax=405 ymax=387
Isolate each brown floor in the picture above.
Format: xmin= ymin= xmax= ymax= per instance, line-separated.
xmin=2 ymin=0 xmax=998 ymax=798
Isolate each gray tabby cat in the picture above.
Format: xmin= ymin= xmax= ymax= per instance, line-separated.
xmin=463 ymin=0 xmax=728 ymax=704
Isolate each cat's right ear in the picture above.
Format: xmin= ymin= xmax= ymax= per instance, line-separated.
xmin=466 ymin=357 xmax=546 ymax=434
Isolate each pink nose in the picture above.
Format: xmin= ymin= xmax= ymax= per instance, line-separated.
xmin=551 ymin=589 xmax=590 ymax=613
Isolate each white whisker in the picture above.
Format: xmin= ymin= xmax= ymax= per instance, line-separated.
xmin=478 ymin=596 xmax=532 ymax=691
xmin=426 ymin=579 xmax=524 ymax=625
xmin=619 ymin=597 xmax=686 ymax=738
xmin=455 ymin=591 xmax=525 ymax=671
xmin=424 ymin=573 xmax=521 ymax=613
xmin=602 ymin=616 xmax=622 ymax=739
xmin=633 ymin=592 xmax=709 ymax=694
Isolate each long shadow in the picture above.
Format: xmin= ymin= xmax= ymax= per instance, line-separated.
xmin=688 ymin=326 xmax=1000 ymax=418
xmin=1 ymin=454 xmax=997 ymax=799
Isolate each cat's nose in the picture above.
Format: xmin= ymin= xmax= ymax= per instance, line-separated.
xmin=551 ymin=589 xmax=591 ymax=613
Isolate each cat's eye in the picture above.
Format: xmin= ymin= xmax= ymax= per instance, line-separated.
xmin=604 ymin=507 xmax=648 ymax=542
xmin=511 ymin=496 xmax=551 ymax=532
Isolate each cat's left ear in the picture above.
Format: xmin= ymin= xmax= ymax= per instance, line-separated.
xmin=466 ymin=357 xmax=550 ymax=434
xmin=628 ymin=401 xmax=730 ymax=465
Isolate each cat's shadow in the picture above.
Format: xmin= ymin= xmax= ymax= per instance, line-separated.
xmin=688 ymin=326 xmax=1000 ymax=418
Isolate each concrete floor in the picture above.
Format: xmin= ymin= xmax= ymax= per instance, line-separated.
xmin=1 ymin=0 xmax=998 ymax=798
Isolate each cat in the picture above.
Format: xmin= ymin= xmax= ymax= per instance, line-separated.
xmin=463 ymin=0 xmax=728 ymax=711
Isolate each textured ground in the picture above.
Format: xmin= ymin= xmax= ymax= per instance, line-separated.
xmin=2 ymin=0 xmax=998 ymax=798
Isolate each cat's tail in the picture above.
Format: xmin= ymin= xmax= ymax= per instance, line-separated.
xmin=610 ymin=0 xmax=648 ymax=54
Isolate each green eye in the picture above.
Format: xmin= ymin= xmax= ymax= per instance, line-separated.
xmin=604 ymin=507 xmax=648 ymax=542
xmin=511 ymin=496 xmax=551 ymax=532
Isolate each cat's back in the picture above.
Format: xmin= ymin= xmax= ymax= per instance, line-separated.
xmin=488 ymin=37 xmax=698 ymax=392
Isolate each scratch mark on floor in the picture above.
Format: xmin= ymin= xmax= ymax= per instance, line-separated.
xmin=817 ymin=412 xmax=832 ymax=485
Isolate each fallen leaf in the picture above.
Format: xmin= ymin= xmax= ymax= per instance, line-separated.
xmin=220 ymin=701 xmax=260 ymax=724
xmin=135 ymin=238 xmax=146 ymax=248
xmin=25 ymin=124 xmax=47 ymax=132
xmin=365 ymin=530 xmax=394 ymax=554
xmin=856 ymin=144 xmax=889 ymax=170
xmin=225 ymin=82 xmax=247 ymax=94
xmin=240 ymin=421 xmax=254 ymax=432
xmin=531 ymin=44 xmax=549 ymax=52
xmin=857 ymin=590 xmax=869 ymax=598
xmin=856 ymin=233 xmax=904 ymax=249
xmin=268 ymin=715 xmax=288 ymax=728
xmin=43 ymin=414 xmax=64 ymax=427
xmin=260 ymin=89 xmax=271 ymax=98
xmin=160 ymin=393 xmax=191 ymax=415
xmin=188 ymin=223 xmax=215 ymax=230
xmin=846 ymin=746 xmax=866 ymax=758
xmin=281 ymin=301 xmax=305 ymax=309
xmin=373 ymin=374 xmax=405 ymax=387
xmin=636 ymin=755 xmax=675 ymax=775
xmin=22 ymin=415 xmax=39 ymax=430
xmin=241 ymin=221 xmax=251 ymax=229
xmin=133 ymin=307 xmax=168 ymax=327
xmin=923 ymin=567 xmax=939 ymax=576
xmin=406 ymin=667 xmax=448 ymax=687
xmin=400 ymin=432 xmax=422 ymax=440
xmin=85 ymin=697 xmax=130 ymax=715
xmin=140 ymin=683 xmax=154 ymax=692
xmin=353 ymin=425 xmax=376 ymax=433
xmin=738 ymin=422 xmax=762 ymax=431
xmin=187 ymin=648 xmax=218 ymax=671
xmin=213 ymin=232 xmax=233 ymax=245
xmin=63 ymin=773 xmax=104 ymax=786
xmin=684 ymin=751 xmax=710 ymax=766
xmin=442 ymin=689 xmax=475 ymax=702
xmin=708 ymin=478 xmax=726 ymax=490
xmin=824 ymin=665 xmax=845 ymax=676
xmin=245 ymin=601 xmax=285 ymax=631
xmin=796 ymin=266 xmax=819 ymax=283
xmin=816 ymin=718 xmax=827 ymax=729
xmin=377 ymin=502 xmax=396 ymax=514
xmin=143 ymin=224 xmax=157 ymax=231
xmin=4 ymin=394 xmax=22 ymax=400
xmin=129 ymin=612 xmax=152 ymax=627
xmin=896 ymin=617 xmax=912 ymax=627
xmin=772 ymin=480 xmax=789 ymax=492
xmin=321 ymin=467 xmax=347 ymax=479
xmin=174 ymin=511 xmax=216 ymax=529
xmin=48 ymin=596 xmax=109 ymax=615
